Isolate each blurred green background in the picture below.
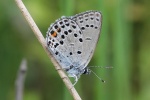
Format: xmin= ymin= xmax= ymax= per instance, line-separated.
xmin=0 ymin=0 xmax=150 ymax=100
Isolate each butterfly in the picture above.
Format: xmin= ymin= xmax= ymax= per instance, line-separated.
xmin=46 ymin=10 xmax=102 ymax=85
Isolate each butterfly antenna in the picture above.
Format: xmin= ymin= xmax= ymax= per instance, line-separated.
xmin=90 ymin=69 xmax=105 ymax=83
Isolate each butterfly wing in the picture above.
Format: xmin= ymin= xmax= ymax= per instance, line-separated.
xmin=46 ymin=17 xmax=84 ymax=71
xmin=71 ymin=11 xmax=102 ymax=69
xmin=46 ymin=11 xmax=102 ymax=84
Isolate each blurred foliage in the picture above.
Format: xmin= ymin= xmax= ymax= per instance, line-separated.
xmin=0 ymin=0 xmax=150 ymax=100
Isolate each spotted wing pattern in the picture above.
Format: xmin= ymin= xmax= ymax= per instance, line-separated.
xmin=46 ymin=11 xmax=102 ymax=85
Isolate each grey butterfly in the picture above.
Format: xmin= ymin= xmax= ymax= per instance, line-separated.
xmin=46 ymin=10 xmax=102 ymax=85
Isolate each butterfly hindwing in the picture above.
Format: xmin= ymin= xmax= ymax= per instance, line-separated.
xmin=72 ymin=11 xmax=102 ymax=69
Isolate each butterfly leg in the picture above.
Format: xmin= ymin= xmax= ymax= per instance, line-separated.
xmin=72 ymin=74 xmax=78 ymax=86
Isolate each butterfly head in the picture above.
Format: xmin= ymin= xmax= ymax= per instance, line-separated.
xmin=83 ymin=67 xmax=91 ymax=75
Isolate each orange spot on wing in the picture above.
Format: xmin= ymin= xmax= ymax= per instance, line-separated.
xmin=51 ymin=31 xmax=57 ymax=37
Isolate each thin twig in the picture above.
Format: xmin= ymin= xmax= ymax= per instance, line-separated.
xmin=15 ymin=58 xmax=27 ymax=100
xmin=15 ymin=0 xmax=81 ymax=100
